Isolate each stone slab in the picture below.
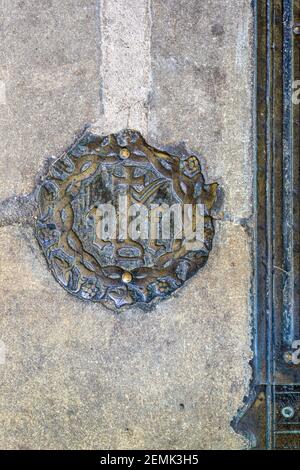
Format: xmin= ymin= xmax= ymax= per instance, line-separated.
xmin=0 ymin=0 xmax=100 ymax=201
xmin=0 ymin=222 xmax=251 ymax=449
xmin=0 ymin=0 xmax=254 ymax=450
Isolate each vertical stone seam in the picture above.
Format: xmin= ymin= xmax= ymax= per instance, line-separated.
xmin=146 ymin=0 xmax=153 ymax=140
xmin=0 ymin=0 xmax=12 ymax=119
xmin=96 ymin=0 xmax=152 ymax=136
xmin=96 ymin=0 xmax=104 ymax=121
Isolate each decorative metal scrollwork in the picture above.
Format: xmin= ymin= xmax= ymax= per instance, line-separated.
xmin=36 ymin=129 xmax=218 ymax=309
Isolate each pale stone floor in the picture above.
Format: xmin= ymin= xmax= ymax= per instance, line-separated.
xmin=0 ymin=0 xmax=253 ymax=449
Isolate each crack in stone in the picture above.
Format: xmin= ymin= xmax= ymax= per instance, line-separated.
xmin=0 ymin=195 xmax=252 ymax=230
xmin=212 ymin=212 xmax=253 ymax=229
xmin=0 ymin=193 xmax=37 ymax=228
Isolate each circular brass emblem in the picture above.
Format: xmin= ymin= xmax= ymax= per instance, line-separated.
xmin=36 ymin=130 xmax=218 ymax=309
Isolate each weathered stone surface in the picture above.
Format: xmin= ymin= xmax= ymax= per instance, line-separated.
xmin=0 ymin=222 xmax=251 ymax=449
xmin=0 ymin=0 xmax=253 ymax=450
xmin=149 ymin=0 xmax=254 ymax=219
xmin=98 ymin=0 xmax=151 ymax=135
xmin=0 ymin=0 xmax=100 ymax=201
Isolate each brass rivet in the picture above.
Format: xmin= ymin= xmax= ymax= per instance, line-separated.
xmin=284 ymin=351 xmax=293 ymax=364
xmin=281 ymin=406 xmax=295 ymax=420
xmin=122 ymin=272 xmax=133 ymax=284
xmin=293 ymin=23 xmax=300 ymax=35
xmin=120 ymin=148 xmax=131 ymax=159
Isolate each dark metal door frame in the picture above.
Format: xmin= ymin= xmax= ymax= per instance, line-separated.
xmin=233 ymin=0 xmax=300 ymax=450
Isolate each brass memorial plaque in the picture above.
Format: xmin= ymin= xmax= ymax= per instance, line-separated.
xmin=36 ymin=130 xmax=218 ymax=309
